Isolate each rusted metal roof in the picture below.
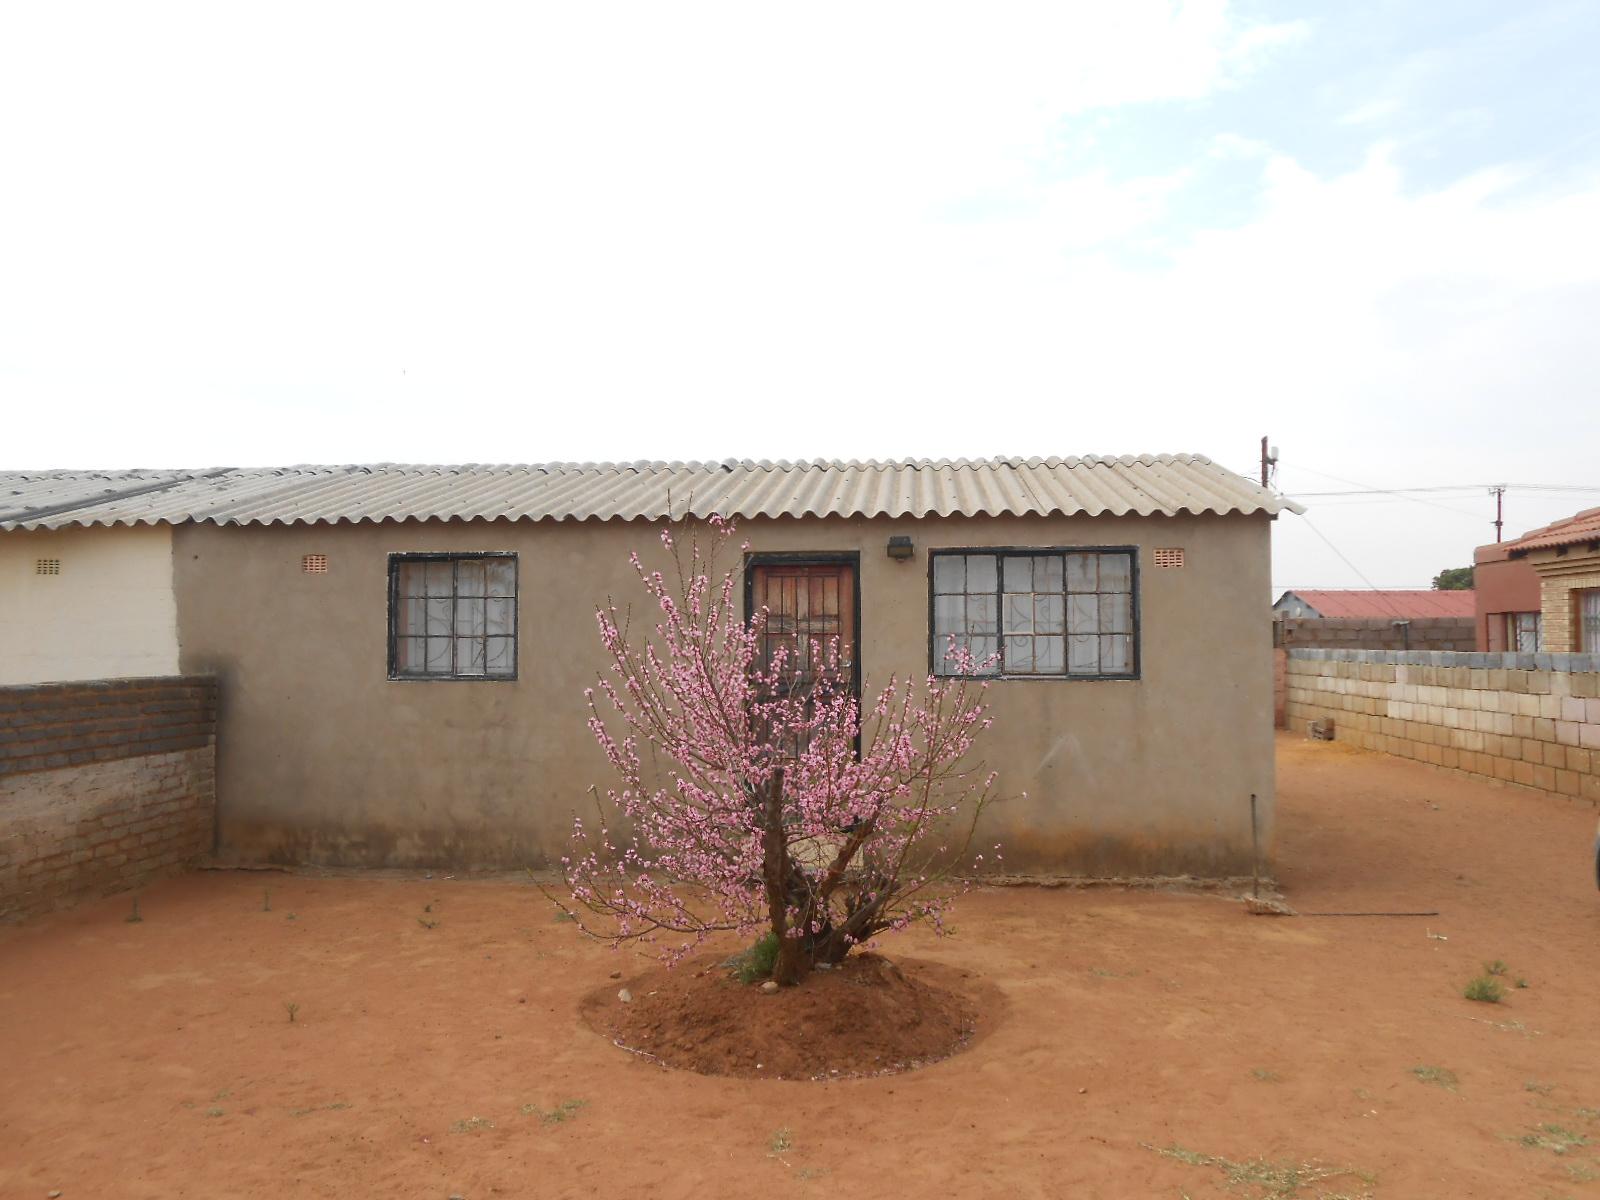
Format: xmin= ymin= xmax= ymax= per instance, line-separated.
xmin=1276 ymin=589 xmax=1477 ymax=619
xmin=1503 ymin=506 xmax=1600 ymax=554
xmin=0 ymin=456 xmax=1302 ymax=531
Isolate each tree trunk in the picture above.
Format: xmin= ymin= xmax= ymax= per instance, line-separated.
xmin=760 ymin=768 xmax=805 ymax=986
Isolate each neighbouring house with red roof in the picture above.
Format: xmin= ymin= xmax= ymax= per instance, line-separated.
xmin=1271 ymin=589 xmax=1477 ymax=621
xmin=1270 ymin=588 xmax=1477 ymax=655
xmin=1483 ymin=508 xmax=1600 ymax=654
xmin=1473 ymin=541 xmax=1543 ymax=652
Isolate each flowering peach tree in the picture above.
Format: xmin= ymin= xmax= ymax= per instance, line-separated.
xmin=558 ymin=518 xmax=1003 ymax=986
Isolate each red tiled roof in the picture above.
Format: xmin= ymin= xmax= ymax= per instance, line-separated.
xmin=1503 ymin=507 xmax=1600 ymax=554
xmin=1280 ymin=589 xmax=1477 ymax=619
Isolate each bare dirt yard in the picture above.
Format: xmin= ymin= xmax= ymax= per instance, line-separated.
xmin=4 ymin=733 xmax=1600 ymax=1199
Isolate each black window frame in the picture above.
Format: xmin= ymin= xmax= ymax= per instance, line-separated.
xmin=926 ymin=545 xmax=1141 ymax=681
xmin=386 ymin=552 xmax=519 ymax=682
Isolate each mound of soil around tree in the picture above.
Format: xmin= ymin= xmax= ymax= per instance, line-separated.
xmin=581 ymin=952 xmax=988 ymax=1081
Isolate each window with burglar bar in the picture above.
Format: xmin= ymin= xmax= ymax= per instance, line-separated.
xmin=389 ymin=554 xmax=517 ymax=680
xmin=931 ymin=548 xmax=1137 ymax=679
xmin=1582 ymin=590 xmax=1600 ymax=653
xmin=1505 ymin=611 xmax=1541 ymax=653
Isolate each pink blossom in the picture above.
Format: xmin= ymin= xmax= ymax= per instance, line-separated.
xmin=555 ymin=519 xmax=1005 ymax=984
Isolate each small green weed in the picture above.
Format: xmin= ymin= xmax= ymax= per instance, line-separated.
xmin=1464 ymin=975 xmax=1504 ymax=1004
xmin=285 ymin=1002 xmax=299 ymax=1024
xmin=1518 ymin=1124 xmax=1589 ymax=1155
xmin=1147 ymin=1144 xmax=1374 ymax=1198
xmin=450 ymin=1116 xmax=495 ymax=1134
xmin=1485 ymin=959 xmax=1509 ymax=977
xmin=1568 ymin=1162 xmax=1600 ymax=1183
xmin=522 ymin=1099 xmax=587 ymax=1125
xmin=1515 ymin=977 xmax=1530 ymax=989
xmin=1527 ymin=1081 xmax=1556 ymax=1095
xmin=1411 ymin=1066 xmax=1459 ymax=1092
xmin=770 ymin=1127 xmax=794 ymax=1154
xmin=418 ymin=916 xmax=439 ymax=930
xmin=544 ymin=1099 xmax=586 ymax=1125
xmin=1252 ymin=1068 xmax=1284 ymax=1083
xmin=726 ymin=932 xmax=781 ymax=984
xmin=204 ymin=1107 xmax=225 ymax=1118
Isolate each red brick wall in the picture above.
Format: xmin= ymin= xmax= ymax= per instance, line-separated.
xmin=0 ymin=677 xmax=217 ymax=921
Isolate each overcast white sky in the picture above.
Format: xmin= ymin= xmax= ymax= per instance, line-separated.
xmin=3 ymin=1 xmax=1598 ymax=590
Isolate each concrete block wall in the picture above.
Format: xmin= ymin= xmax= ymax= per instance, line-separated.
xmin=1283 ymin=650 xmax=1600 ymax=805
xmin=0 ymin=677 xmax=217 ymax=920
xmin=1273 ymin=647 xmax=1288 ymax=729
xmin=1276 ymin=617 xmax=1476 ymax=652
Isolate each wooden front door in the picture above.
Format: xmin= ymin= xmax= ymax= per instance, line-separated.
xmin=749 ymin=561 xmax=857 ymax=688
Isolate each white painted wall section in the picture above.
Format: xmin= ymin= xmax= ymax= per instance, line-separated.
xmin=0 ymin=525 xmax=180 ymax=683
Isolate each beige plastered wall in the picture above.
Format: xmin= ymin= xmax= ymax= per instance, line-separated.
xmin=1 ymin=526 xmax=180 ymax=684
xmin=173 ymin=512 xmax=1276 ymax=876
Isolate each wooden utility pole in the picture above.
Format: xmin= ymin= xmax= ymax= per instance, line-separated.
xmin=1491 ymin=485 xmax=1505 ymax=542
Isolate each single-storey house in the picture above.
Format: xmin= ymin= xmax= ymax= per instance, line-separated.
xmin=1 ymin=456 xmax=1298 ymax=877
xmin=0 ymin=471 xmax=196 ymax=684
xmin=1494 ymin=508 xmax=1600 ymax=653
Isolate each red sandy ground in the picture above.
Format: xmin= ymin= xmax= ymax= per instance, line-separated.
xmin=3 ymin=733 xmax=1600 ymax=1199
xmin=585 ymin=951 xmax=988 ymax=1081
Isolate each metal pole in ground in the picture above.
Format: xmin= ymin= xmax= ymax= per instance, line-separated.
xmin=1250 ymin=793 xmax=1260 ymax=898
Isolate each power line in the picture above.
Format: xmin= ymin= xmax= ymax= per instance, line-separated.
xmin=1284 ymin=464 xmax=1600 ymax=527
xmin=1292 ymin=484 xmax=1600 ymax=497
xmin=1295 ymin=516 xmax=1412 ymax=620
xmin=1285 ymin=470 xmax=1487 ymax=520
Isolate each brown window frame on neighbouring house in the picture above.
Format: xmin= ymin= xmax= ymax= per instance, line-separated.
xmin=928 ymin=546 xmax=1140 ymax=680
xmin=1506 ymin=611 xmax=1542 ymax=654
xmin=1581 ymin=589 xmax=1600 ymax=653
xmin=387 ymin=553 xmax=518 ymax=681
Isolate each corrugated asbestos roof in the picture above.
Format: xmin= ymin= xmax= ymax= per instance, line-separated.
xmin=1503 ymin=506 xmax=1600 ymax=554
xmin=1277 ymin=589 xmax=1477 ymax=619
xmin=0 ymin=456 xmax=1302 ymax=531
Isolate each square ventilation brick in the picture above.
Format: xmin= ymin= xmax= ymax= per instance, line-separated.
xmin=1153 ymin=548 xmax=1185 ymax=569
xmin=302 ymin=554 xmax=328 ymax=574
xmin=35 ymin=558 xmax=61 ymax=575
